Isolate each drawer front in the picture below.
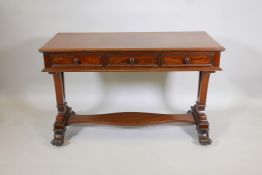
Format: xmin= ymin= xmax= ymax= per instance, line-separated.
xmin=50 ymin=54 xmax=103 ymax=66
xmin=162 ymin=54 xmax=212 ymax=66
xmin=107 ymin=54 xmax=159 ymax=66
xmin=43 ymin=52 xmax=220 ymax=72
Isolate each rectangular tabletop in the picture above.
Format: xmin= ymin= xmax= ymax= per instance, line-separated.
xmin=39 ymin=32 xmax=225 ymax=52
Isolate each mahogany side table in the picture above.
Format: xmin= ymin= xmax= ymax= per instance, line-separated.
xmin=39 ymin=32 xmax=225 ymax=146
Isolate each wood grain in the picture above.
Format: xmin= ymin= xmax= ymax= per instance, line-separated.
xmin=43 ymin=66 xmax=221 ymax=72
xmin=43 ymin=51 xmax=222 ymax=72
xmin=39 ymin=32 xmax=225 ymax=52
xmin=67 ymin=112 xmax=195 ymax=126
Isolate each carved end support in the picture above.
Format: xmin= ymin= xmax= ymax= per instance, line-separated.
xmin=51 ymin=105 xmax=73 ymax=146
xmin=190 ymin=104 xmax=212 ymax=145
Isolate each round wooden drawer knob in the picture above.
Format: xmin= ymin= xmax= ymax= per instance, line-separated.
xmin=184 ymin=57 xmax=190 ymax=64
xmin=73 ymin=58 xmax=81 ymax=64
xmin=128 ymin=58 xmax=136 ymax=65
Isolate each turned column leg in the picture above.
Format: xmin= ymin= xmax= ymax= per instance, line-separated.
xmin=191 ymin=71 xmax=213 ymax=145
xmin=51 ymin=72 xmax=72 ymax=146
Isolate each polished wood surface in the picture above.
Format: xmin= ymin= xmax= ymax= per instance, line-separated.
xmin=39 ymin=32 xmax=224 ymax=146
xmin=68 ymin=112 xmax=195 ymax=126
xmin=39 ymin=32 xmax=225 ymax=52
xmin=43 ymin=51 xmax=221 ymax=72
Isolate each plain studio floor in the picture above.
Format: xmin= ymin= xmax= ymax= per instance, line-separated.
xmin=0 ymin=95 xmax=262 ymax=175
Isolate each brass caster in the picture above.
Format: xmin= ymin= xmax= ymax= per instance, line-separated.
xmin=51 ymin=129 xmax=65 ymax=146
xmin=198 ymin=131 xmax=212 ymax=145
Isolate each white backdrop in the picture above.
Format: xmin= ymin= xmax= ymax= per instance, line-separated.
xmin=1 ymin=0 xmax=262 ymax=175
